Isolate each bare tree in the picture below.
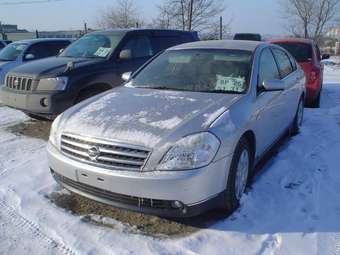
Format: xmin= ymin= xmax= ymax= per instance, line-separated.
xmin=154 ymin=0 xmax=227 ymax=33
xmin=98 ymin=0 xmax=143 ymax=29
xmin=282 ymin=0 xmax=340 ymax=40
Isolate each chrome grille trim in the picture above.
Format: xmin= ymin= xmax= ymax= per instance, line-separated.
xmin=60 ymin=133 xmax=151 ymax=171
xmin=5 ymin=75 xmax=34 ymax=91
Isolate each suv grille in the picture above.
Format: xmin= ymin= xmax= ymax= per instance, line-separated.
xmin=5 ymin=75 xmax=34 ymax=91
xmin=61 ymin=134 xmax=151 ymax=171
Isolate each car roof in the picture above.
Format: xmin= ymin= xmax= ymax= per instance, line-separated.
xmin=169 ymin=40 xmax=265 ymax=52
xmin=91 ymin=28 xmax=197 ymax=36
xmin=12 ymin=38 xmax=72 ymax=44
xmin=269 ymin=38 xmax=314 ymax=45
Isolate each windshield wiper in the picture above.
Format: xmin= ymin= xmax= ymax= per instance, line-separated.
xmin=134 ymin=86 xmax=191 ymax=91
xmin=199 ymin=90 xmax=245 ymax=94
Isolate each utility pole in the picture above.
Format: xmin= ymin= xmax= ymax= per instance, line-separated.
xmin=219 ymin=16 xmax=223 ymax=40
xmin=84 ymin=21 xmax=88 ymax=34
xmin=188 ymin=0 xmax=194 ymax=31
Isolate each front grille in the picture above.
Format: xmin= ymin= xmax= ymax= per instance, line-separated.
xmin=53 ymin=172 xmax=175 ymax=210
xmin=5 ymin=75 xmax=34 ymax=91
xmin=61 ymin=133 xmax=151 ymax=171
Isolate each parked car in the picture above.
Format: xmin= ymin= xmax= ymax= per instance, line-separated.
xmin=0 ymin=38 xmax=72 ymax=85
xmin=0 ymin=29 xmax=199 ymax=120
xmin=234 ymin=33 xmax=262 ymax=41
xmin=270 ymin=38 xmax=328 ymax=107
xmin=0 ymin=40 xmax=12 ymax=51
xmin=47 ymin=40 xmax=305 ymax=217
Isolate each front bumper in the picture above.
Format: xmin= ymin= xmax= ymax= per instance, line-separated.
xmin=47 ymin=142 xmax=231 ymax=217
xmin=0 ymin=87 xmax=73 ymax=118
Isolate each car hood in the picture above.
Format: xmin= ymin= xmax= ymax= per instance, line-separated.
xmin=60 ymin=86 xmax=242 ymax=150
xmin=8 ymin=57 xmax=103 ymax=78
xmin=0 ymin=60 xmax=19 ymax=84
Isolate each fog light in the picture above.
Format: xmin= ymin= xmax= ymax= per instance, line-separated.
xmin=171 ymin=200 xmax=183 ymax=209
xmin=40 ymin=98 xmax=49 ymax=107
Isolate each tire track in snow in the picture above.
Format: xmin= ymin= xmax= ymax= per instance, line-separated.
xmin=0 ymin=199 xmax=77 ymax=255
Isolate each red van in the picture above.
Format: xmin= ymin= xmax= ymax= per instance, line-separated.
xmin=270 ymin=38 xmax=329 ymax=108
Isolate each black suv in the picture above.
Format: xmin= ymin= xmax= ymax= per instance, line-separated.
xmin=0 ymin=29 xmax=199 ymax=119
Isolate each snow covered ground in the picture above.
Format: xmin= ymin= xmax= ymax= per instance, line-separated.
xmin=0 ymin=66 xmax=340 ymax=255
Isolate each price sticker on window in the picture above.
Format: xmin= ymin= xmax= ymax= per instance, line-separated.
xmin=215 ymin=75 xmax=246 ymax=92
xmin=94 ymin=47 xmax=111 ymax=57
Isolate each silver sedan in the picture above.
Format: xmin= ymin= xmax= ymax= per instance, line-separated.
xmin=47 ymin=40 xmax=305 ymax=217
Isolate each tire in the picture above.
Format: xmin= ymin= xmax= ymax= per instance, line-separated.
xmin=25 ymin=113 xmax=51 ymax=121
xmin=222 ymin=137 xmax=252 ymax=214
xmin=309 ymin=91 xmax=321 ymax=108
xmin=75 ymin=88 xmax=107 ymax=104
xmin=290 ymin=98 xmax=304 ymax=136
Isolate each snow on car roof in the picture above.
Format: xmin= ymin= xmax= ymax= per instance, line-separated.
xmin=169 ymin=40 xmax=265 ymax=52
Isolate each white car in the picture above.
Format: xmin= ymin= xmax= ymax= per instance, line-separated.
xmin=47 ymin=40 xmax=305 ymax=217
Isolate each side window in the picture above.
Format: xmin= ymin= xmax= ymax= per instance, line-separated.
xmin=122 ymin=36 xmax=153 ymax=59
xmin=258 ymin=48 xmax=281 ymax=87
xmin=25 ymin=43 xmax=47 ymax=59
xmin=0 ymin=42 xmax=5 ymax=50
xmin=272 ymin=48 xmax=293 ymax=78
xmin=287 ymin=53 xmax=297 ymax=71
xmin=45 ymin=41 xmax=70 ymax=56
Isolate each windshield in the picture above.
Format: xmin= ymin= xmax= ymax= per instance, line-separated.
xmin=275 ymin=43 xmax=313 ymax=62
xmin=0 ymin=43 xmax=27 ymax=61
xmin=60 ymin=33 xmax=124 ymax=59
xmin=130 ymin=49 xmax=253 ymax=94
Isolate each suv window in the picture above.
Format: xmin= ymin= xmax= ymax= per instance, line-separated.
xmin=272 ymin=48 xmax=293 ymax=78
xmin=258 ymin=48 xmax=281 ymax=87
xmin=151 ymin=36 xmax=188 ymax=53
xmin=26 ymin=41 xmax=69 ymax=60
xmin=274 ymin=42 xmax=313 ymax=62
xmin=123 ymin=36 xmax=153 ymax=59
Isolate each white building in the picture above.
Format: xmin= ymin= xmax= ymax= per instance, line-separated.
xmin=327 ymin=27 xmax=340 ymax=39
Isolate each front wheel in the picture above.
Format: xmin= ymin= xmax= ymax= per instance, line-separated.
xmin=222 ymin=138 xmax=252 ymax=214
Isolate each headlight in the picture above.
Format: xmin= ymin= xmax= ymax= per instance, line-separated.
xmin=157 ymin=132 xmax=220 ymax=171
xmin=36 ymin=77 xmax=68 ymax=91
xmin=49 ymin=114 xmax=63 ymax=148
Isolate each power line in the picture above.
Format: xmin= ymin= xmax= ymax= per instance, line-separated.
xmin=0 ymin=0 xmax=64 ymax=5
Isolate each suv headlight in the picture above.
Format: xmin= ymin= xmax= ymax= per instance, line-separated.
xmin=36 ymin=77 xmax=68 ymax=91
xmin=49 ymin=114 xmax=63 ymax=148
xmin=157 ymin=132 xmax=220 ymax=171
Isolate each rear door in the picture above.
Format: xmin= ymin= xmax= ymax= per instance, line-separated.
xmin=272 ymin=47 xmax=301 ymax=121
xmin=253 ymin=47 xmax=288 ymax=155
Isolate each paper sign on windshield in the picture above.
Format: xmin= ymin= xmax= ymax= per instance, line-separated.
xmin=215 ymin=75 xmax=246 ymax=92
xmin=94 ymin=47 xmax=111 ymax=57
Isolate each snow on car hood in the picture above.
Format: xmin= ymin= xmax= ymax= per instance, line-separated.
xmin=8 ymin=57 xmax=103 ymax=78
xmin=61 ymin=86 xmax=242 ymax=148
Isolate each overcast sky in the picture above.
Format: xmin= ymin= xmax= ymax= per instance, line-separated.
xmin=0 ymin=0 xmax=285 ymax=35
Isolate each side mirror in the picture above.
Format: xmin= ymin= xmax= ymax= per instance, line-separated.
xmin=262 ymin=80 xmax=286 ymax=91
xmin=25 ymin=54 xmax=35 ymax=60
xmin=322 ymin=54 xmax=330 ymax=60
xmin=122 ymin=72 xmax=132 ymax=82
xmin=119 ymin=49 xmax=132 ymax=61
